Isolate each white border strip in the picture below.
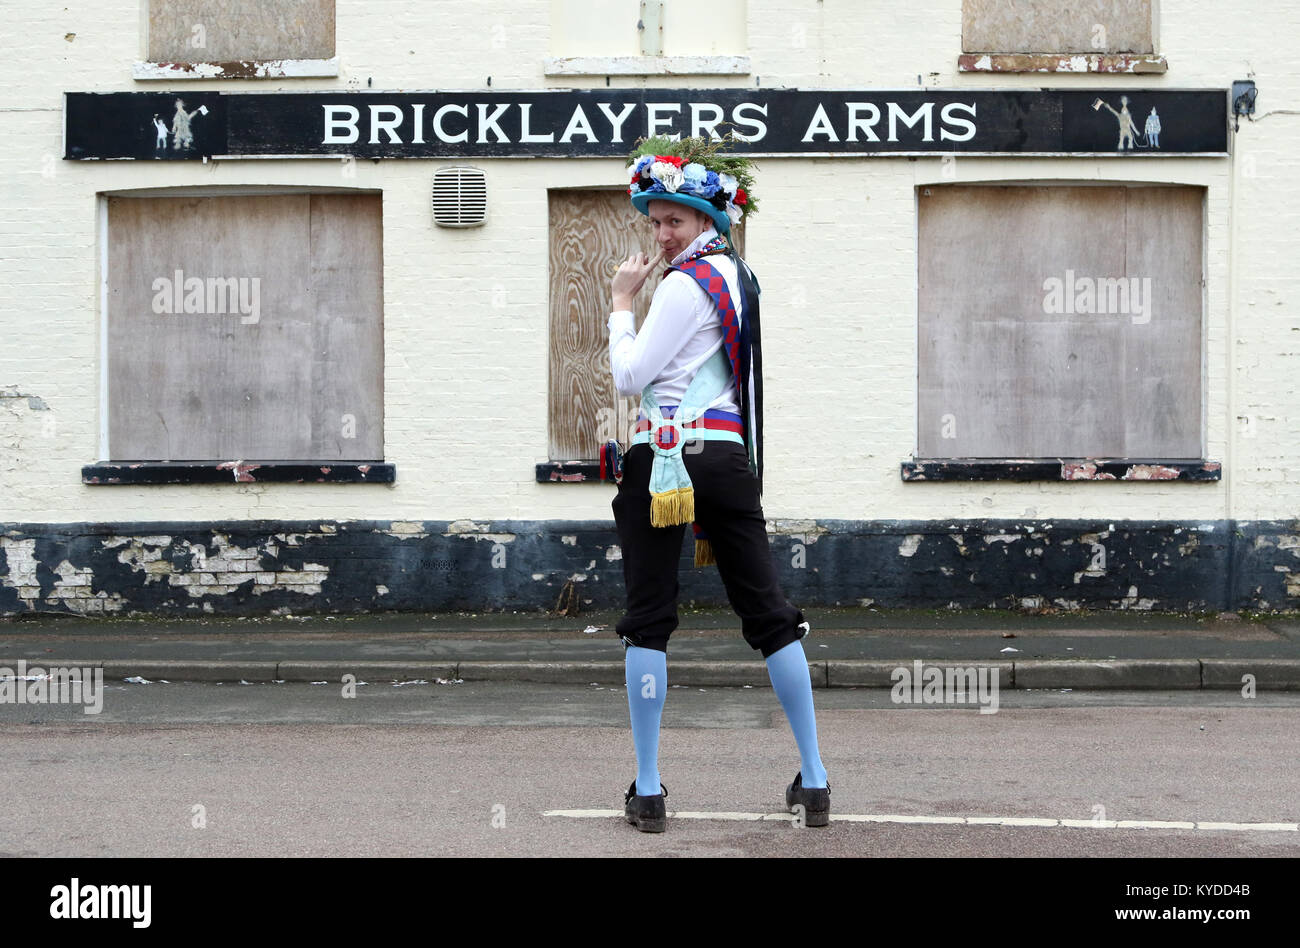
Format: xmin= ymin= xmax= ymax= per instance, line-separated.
xmin=97 ymin=195 xmax=109 ymax=461
xmin=543 ymin=809 xmax=1298 ymax=832
xmin=543 ymin=55 xmax=750 ymax=76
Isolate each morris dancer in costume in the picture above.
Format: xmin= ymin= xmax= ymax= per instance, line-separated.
xmin=607 ymin=135 xmax=830 ymax=832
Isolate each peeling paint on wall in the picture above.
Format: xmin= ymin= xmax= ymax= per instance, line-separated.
xmin=1063 ymin=462 xmax=1116 ymax=480
xmin=108 ymin=532 xmax=330 ymax=598
xmin=0 ymin=386 xmax=51 ymax=411
xmin=769 ymin=519 xmax=828 ymax=538
xmin=445 ymin=520 xmax=492 ymax=534
xmin=898 ymin=535 xmax=924 ymax=557
xmin=1122 ymin=464 xmax=1182 ymax=480
xmin=958 ymin=53 xmax=1168 ymax=73
xmin=2 ymin=519 xmax=1299 ymax=618
xmin=1120 ymin=585 xmax=1157 ymax=610
xmin=386 ymin=522 xmax=428 ymax=536
xmin=0 ymin=537 xmax=40 ymax=606
xmin=132 ymin=58 xmax=340 ymax=80
xmin=48 ymin=560 xmax=128 ymax=613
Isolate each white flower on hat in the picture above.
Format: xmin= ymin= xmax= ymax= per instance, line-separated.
xmin=681 ymin=162 xmax=707 ymax=191
xmin=726 ymin=202 xmax=743 ymax=225
xmin=718 ymin=172 xmax=739 ymax=196
xmin=650 ymin=161 xmax=684 ymax=193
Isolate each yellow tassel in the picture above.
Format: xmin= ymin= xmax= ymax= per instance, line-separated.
xmin=694 ymin=538 xmax=716 ymax=567
xmin=650 ymin=486 xmax=694 ymax=527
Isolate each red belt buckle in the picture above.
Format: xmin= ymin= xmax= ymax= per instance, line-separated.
xmin=653 ymin=423 xmax=680 ymax=450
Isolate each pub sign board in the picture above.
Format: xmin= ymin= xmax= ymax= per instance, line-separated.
xmin=64 ymin=88 xmax=1229 ymax=160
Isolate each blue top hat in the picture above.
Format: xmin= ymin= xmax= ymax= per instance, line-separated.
xmin=630 ymin=190 xmax=732 ymax=235
xmin=626 ymin=152 xmax=749 ymax=235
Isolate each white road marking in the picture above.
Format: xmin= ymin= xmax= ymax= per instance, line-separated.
xmin=542 ymin=809 xmax=1298 ymax=832
xmin=845 ymin=814 xmax=964 ymax=824
xmin=1115 ymin=820 xmax=1197 ymax=830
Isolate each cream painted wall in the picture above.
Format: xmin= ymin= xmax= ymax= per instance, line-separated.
xmin=1 ymin=1 xmax=1296 ymax=526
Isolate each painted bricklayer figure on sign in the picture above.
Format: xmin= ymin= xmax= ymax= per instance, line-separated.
xmin=170 ymin=99 xmax=207 ymax=151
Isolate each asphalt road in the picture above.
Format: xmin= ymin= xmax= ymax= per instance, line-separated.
xmin=3 ymin=681 xmax=1297 ymax=858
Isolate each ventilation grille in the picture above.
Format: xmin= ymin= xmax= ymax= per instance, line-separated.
xmin=431 ymin=167 xmax=487 ymax=228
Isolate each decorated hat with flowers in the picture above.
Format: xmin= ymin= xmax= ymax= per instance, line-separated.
xmin=626 ymin=133 xmax=758 ymax=235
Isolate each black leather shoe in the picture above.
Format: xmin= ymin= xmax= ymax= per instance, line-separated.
xmin=624 ymin=780 xmax=667 ymax=833
xmin=785 ymin=771 xmax=830 ymax=827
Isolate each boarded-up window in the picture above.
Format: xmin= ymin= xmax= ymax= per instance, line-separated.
xmin=105 ymin=192 xmax=383 ymax=461
xmin=963 ymin=0 xmax=1154 ymax=54
xmin=147 ymin=0 xmax=336 ymax=62
xmin=917 ymin=184 xmax=1204 ymax=459
xmin=548 ymin=189 xmax=742 ymax=460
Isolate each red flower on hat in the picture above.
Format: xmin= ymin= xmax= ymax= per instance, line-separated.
xmin=735 ymin=188 xmax=748 ymax=205
xmin=656 ymin=155 xmax=685 ymax=168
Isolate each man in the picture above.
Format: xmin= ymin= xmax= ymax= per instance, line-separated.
xmin=1099 ymin=95 xmax=1138 ymax=150
xmin=607 ymin=136 xmax=830 ymax=833
xmin=152 ymin=114 xmax=168 ymax=152
xmin=171 ymin=98 xmax=202 ymax=151
xmin=1145 ymin=107 xmax=1161 ymax=148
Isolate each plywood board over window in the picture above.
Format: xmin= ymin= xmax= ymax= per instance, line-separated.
xmin=547 ymin=189 xmax=742 ymax=461
xmin=146 ymin=0 xmax=335 ymax=62
xmin=105 ymin=192 xmax=383 ymax=462
xmin=959 ymin=0 xmax=1165 ymax=73
xmin=963 ymin=0 xmax=1153 ymax=53
xmin=917 ymin=184 xmax=1204 ymax=460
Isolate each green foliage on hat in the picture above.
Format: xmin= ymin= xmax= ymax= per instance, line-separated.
xmin=628 ymin=132 xmax=759 ymax=219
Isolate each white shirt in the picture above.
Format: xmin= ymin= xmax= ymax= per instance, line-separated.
xmin=606 ymin=227 xmax=743 ymax=417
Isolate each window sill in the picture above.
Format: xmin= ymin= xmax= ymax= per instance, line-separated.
xmin=82 ymin=461 xmax=395 ymax=485
xmin=900 ymin=459 xmax=1221 ymax=482
xmin=536 ymin=461 xmax=605 ymax=483
xmin=132 ymin=57 xmax=340 ymax=80
xmin=543 ymin=55 xmax=750 ymax=76
xmin=958 ymin=53 xmax=1168 ymax=74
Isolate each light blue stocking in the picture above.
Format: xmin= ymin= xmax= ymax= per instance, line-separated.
xmin=765 ymin=640 xmax=828 ymax=788
xmin=625 ymin=645 xmax=668 ymax=796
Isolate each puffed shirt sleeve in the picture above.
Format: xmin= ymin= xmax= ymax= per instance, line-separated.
xmin=607 ymin=273 xmax=702 ymax=397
